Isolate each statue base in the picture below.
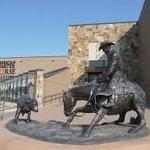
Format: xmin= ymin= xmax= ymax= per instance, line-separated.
xmin=6 ymin=120 xmax=149 ymax=145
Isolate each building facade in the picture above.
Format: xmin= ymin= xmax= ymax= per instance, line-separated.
xmin=68 ymin=22 xmax=140 ymax=85
xmin=139 ymin=0 xmax=150 ymax=106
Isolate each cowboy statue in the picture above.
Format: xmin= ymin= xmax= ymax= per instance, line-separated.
xmin=63 ymin=40 xmax=146 ymax=135
xmin=96 ymin=41 xmax=127 ymax=108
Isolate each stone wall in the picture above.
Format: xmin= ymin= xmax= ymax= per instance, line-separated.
xmin=114 ymin=24 xmax=141 ymax=83
xmin=68 ymin=22 xmax=140 ymax=85
xmin=139 ymin=0 xmax=150 ymax=106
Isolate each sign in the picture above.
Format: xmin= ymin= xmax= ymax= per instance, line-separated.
xmin=0 ymin=60 xmax=16 ymax=80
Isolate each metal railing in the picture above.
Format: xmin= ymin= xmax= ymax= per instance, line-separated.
xmin=0 ymin=100 xmax=17 ymax=120
xmin=44 ymin=67 xmax=68 ymax=78
xmin=0 ymin=100 xmax=5 ymax=120
xmin=43 ymin=93 xmax=63 ymax=105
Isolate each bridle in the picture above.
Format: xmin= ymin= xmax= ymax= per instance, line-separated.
xmin=74 ymin=85 xmax=103 ymax=117
xmin=64 ymin=82 xmax=108 ymax=118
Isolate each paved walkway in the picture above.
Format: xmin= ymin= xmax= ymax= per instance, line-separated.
xmin=0 ymin=103 xmax=150 ymax=150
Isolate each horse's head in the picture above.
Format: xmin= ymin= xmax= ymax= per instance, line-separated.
xmin=63 ymin=90 xmax=76 ymax=116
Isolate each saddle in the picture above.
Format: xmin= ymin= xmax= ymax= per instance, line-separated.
xmin=96 ymin=87 xmax=113 ymax=97
xmin=96 ymin=82 xmax=127 ymax=97
xmin=96 ymin=71 xmax=128 ymax=97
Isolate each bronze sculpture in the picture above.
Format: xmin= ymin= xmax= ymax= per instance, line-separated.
xmin=14 ymin=94 xmax=38 ymax=124
xmin=62 ymin=41 xmax=146 ymax=137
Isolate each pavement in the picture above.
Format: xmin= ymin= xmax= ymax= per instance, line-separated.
xmin=0 ymin=102 xmax=150 ymax=150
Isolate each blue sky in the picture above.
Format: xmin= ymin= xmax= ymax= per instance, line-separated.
xmin=0 ymin=0 xmax=145 ymax=57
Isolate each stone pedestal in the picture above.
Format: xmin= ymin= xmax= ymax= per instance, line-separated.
xmin=6 ymin=120 xmax=150 ymax=145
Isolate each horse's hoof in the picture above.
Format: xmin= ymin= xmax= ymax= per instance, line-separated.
xmin=102 ymin=122 xmax=109 ymax=125
xmin=13 ymin=119 xmax=17 ymax=125
xmin=102 ymin=122 xmax=114 ymax=125
xmin=130 ymin=117 xmax=140 ymax=125
xmin=82 ymin=132 xmax=90 ymax=138
xmin=83 ymin=133 xmax=90 ymax=138
xmin=26 ymin=120 xmax=30 ymax=123
xmin=128 ymin=128 xmax=137 ymax=134
xmin=61 ymin=124 xmax=70 ymax=130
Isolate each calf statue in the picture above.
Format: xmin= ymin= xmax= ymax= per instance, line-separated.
xmin=62 ymin=41 xmax=146 ymax=137
xmin=14 ymin=94 xmax=38 ymax=124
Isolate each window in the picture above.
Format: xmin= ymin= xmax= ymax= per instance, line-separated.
xmin=88 ymin=42 xmax=107 ymax=68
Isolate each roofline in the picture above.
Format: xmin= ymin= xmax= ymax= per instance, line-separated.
xmin=0 ymin=55 xmax=68 ymax=59
xmin=139 ymin=0 xmax=147 ymax=21
xmin=69 ymin=20 xmax=137 ymax=27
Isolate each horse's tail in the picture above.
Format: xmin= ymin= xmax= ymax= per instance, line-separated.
xmin=137 ymin=83 xmax=146 ymax=100
xmin=133 ymin=83 xmax=146 ymax=107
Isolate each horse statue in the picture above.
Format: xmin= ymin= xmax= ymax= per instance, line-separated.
xmin=62 ymin=71 xmax=146 ymax=137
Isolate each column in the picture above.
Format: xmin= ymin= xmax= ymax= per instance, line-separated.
xmin=13 ymin=77 xmax=18 ymax=102
xmin=27 ymin=70 xmax=37 ymax=99
xmin=7 ymin=79 xmax=11 ymax=102
xmin=17 ymin=75 xmax=22 ymax=98
xmin=10 ymin=78 xmax=14 ymax=101
xmin=35 ymin=69 xmax=44 ymax=106
xmin=0 ymin=82 xmax=2 ymax=101
xmin=3 ymin=81 xmax=7 ymax=101
xmin=22 ymin=73 xmax=28 ymax=95
xmin=2 ymin=81 xmax=5 ymax=101
xmin=5 ymin=80 xmax=9 ymax=101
